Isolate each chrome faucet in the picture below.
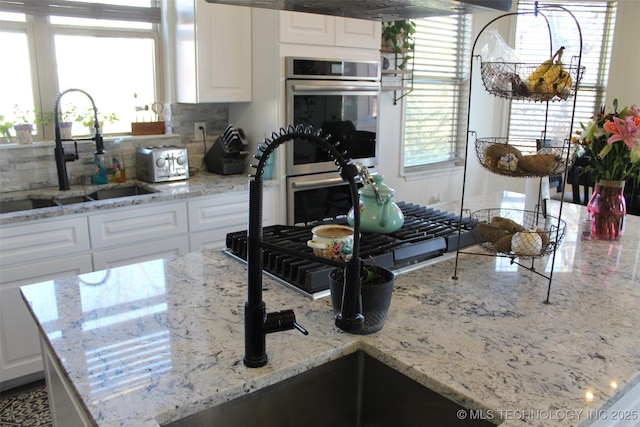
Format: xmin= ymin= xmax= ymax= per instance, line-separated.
xmin=244 ymin=125 xmax=364 ymax=368
xmin=53 ymin=88 xmax=104 ymax=190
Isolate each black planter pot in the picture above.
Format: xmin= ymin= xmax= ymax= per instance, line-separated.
xmin=329 ymin=266 xmax=395 ymax=335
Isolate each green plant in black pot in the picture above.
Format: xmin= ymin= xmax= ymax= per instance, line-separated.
xmin=381 ymin=20 xmax=416 ymax=68
xmin=329 ymin=264 xmax=395 ymax=335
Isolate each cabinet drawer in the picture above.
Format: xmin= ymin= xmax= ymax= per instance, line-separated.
xmin=0 ymin=217 xmax=90 ymax=267
xmin=188 ymin=192 xmax=247 ymax=232
xmin=92 ymin=235 xmax=189 ymax=270
xmin=89 ymin=202 xmax=187 ymax=250
xmin=0 ymin=254 xmax=92 ymax=287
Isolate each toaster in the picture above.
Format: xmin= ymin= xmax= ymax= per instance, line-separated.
xmin=136 ymin=145 xmax=189 ymax=183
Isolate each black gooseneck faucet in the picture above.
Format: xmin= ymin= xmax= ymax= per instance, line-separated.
xmin=53 ymin=88 xmax=104 ymax=190
xmin=244 ymin=125 xmax=364 ymax=368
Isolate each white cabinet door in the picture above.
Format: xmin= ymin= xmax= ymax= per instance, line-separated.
xmin=88 ymin=202 xmax=188 ymax=250
xmin=92 ymin=236 xmax=189 ymax=271
xmin=188 ymin=188 xmax=277 ymax=252
xmin=42 ymin=337 xmax=92 ymax=426
xmin=279 ymin=12 xmax=380 ymax=49
xmin=0 ymin=216 xmax=90 ymax=267
xmin=0 ymin=216 xmax=91 ymax=386
xmin=175 ymin=1 xmax=252 ymax=103
xmin=1 ymin=254 xmax=91 ymax=386
xmin=335 ymin=17 xmax=381 ymax=49
xmin=279 ymin=11 xmax=334 ymax=45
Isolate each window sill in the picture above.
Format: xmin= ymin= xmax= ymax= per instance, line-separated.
xmin=401 ymin=161 xmax=463 ymax=181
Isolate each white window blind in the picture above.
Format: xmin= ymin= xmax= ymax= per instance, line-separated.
xmin=508 ymin=1 xmax=616 ymax=145
xmin=0 ymin=0 xmax=160 ymax=23
xmin=403 ymin=15 xmax=471 ymax=169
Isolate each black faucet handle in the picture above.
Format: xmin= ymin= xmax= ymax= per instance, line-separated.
xmin=293 ymin=321 xmax=309 ymax=335
xmin=264 ymin=309 xmax=308 ymax=335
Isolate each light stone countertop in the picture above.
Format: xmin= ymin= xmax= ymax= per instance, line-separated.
xmin=20 ymin=192 xmax=640 ymax=427
xmin=0 ymin=171 xmax=274 ymax=225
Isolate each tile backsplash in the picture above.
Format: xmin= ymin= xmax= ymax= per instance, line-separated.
xmin=0 ymin=103 xmax=229 ymax=192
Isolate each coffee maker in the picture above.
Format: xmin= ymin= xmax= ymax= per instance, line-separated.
xmin=204 ymin=125 xmax=249 ymax=175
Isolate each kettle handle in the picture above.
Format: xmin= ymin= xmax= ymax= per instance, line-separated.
xmin=356 ymin=162 xmax=383 ymax=204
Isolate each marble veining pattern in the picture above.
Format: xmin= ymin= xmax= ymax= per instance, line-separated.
xmin=20 ymin=193 xmax=640 ymax=427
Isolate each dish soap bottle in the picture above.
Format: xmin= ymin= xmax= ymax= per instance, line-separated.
xmin=111 ymin=139 xmax=126 ymax=183
xmin=93 ymin=150 xmax=108 ymax=185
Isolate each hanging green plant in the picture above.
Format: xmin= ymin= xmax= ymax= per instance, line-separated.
xmin=381 ymin=20 xmax=416 ymax=69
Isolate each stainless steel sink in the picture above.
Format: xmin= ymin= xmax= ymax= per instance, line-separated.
xmin=87 ymin=185 xmax=157 ymax=200
xmin=1 ymin=185 xmax=158 ymax=214
xmin=163 ymin=351 xmax=497 ymax=427
xmin=0 ymin=198 xmax=58 ymax=213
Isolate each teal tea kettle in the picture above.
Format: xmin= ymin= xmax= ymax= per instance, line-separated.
xmin=347 ymin=165 xmax=404 ymax=234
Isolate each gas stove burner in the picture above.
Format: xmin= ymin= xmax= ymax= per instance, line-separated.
xmin=225 ymin=202 xmax=476 ymax=298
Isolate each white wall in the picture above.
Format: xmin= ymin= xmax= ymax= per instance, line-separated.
xmin=603 ymin=0 xmax=640 ymax=109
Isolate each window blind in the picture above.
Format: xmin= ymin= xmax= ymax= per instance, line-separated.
xmin=0 ymin=0 xmax=161 ymax=23
xmin=508 ymin=1 xmax=616 ymax=145
xmin=403 ymin=15 xmax=471 ymax=169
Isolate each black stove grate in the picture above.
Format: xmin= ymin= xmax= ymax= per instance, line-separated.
xmin=225 ymin=202 xmax=476 ymax=294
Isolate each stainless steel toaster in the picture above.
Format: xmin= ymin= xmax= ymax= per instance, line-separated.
xmin=136 ymin=145 xmax=189 ymax=183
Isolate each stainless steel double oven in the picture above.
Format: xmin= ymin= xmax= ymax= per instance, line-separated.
xmin=285 ymin=57 xmax=380 ymax=225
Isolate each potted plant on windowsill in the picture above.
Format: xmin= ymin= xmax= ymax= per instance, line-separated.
xmin=55 ymin=104 xmax=79 ymax=139
xmin=12 ymin=105 xmax=34 ymax=144
xmin=0 ymin=115 xmax=13 ymax=143
xmin=77 ymin=108 xmax=118 ymax=135
xmin=381 ymin=20 xmax=416 ymax=69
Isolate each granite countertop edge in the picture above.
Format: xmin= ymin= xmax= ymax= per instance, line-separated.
xmin=0 ymin=172 xmax=276 ymax=225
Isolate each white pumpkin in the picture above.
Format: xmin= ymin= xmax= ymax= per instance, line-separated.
xmin=511 ymin=229 xmax=543 ymax=256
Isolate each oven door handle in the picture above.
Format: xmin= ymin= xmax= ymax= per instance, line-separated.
xmin=292 ymin=177 xmax=346 ymax=189
xmin=291 ymin=84 xmax=380 ymax=93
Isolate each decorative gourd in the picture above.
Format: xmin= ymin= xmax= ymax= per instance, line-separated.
xmin=511 ymin=229 xmax=543 ymax=256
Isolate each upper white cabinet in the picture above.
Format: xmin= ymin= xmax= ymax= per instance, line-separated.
xmin=279 ymin=11 xmax=380 ymax=49
xmin=334 ymin=17 xmax=381 ymax=49
xmin=173 ymin=1 xmax=252 ymax=103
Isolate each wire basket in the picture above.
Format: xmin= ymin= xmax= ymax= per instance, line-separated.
xmin=480 ymin=61 xmax=585 ymax=102
xmin=470 ymin=208 xmax=566 ymax=258
xmin=475 ymin=137 xmax=577 ymax=178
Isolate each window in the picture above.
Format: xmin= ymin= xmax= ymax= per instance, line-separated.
xmin=508 ymin=1 xmax=616 ymax=145
xmin=0 ymin=0 xmax=162 ymax=141
xmin=403 ymin=15 xmax=471 ymax=170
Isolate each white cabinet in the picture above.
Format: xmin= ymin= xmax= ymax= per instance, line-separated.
xmin=41 ymin=337 xmax=92 ymax=426
xmin=188 ymin=188 xmax=277 ymax=251
xmin=2 ymin=187 xmax=279 ymax=387
xmin=173 ymin=0 xmax=252 ymax=103
xmin=0 ymin=217 xmax=92 ymax=386
xmin=89 ymin=202 xmax=189 ymax=270
xmin=335 ymin=17 xmax=381 ymax=49
xmin=279 ymin=11 xmax=380 ymax=49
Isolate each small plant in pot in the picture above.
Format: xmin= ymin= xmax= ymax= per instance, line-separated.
xmin=76 ymin=108 xmax=118 ymax=135
xmin=329 ymin=264 xmax=395 ymax=335
xmin=12 ymin=105 xmax=35 ymax=144
xmin=381 ymin=20 xmax=416 ymax=69
xmin=0 ymin=115 xmax=13 ymax=142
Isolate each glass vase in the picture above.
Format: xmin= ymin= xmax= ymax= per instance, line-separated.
xmin=587 ymin=180 xmax=626 ymax=240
